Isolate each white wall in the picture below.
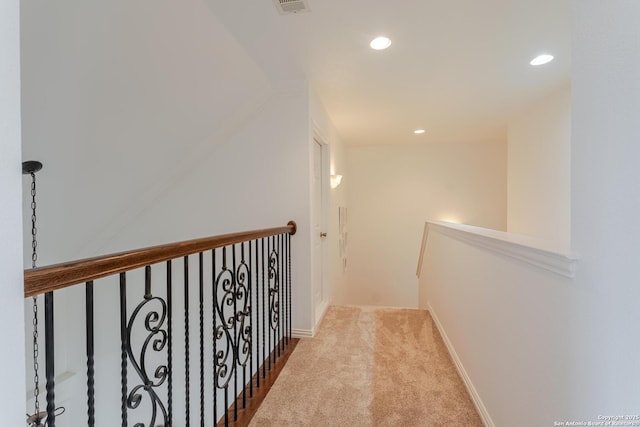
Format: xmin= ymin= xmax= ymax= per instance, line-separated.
xmin=344 ymin=142 xmax=506 ymax=308
xmin=569 ymin=0 xmax=640 ymax=416
xmin=20 ymin=0 xmax=273 ymax=267
xmin=419 ymin=224 xmax=575 ymax=426
xmin=507 ymin=85 xmax=571 ymax=248
xmin=0 ymin=0 xmax=26 ymax=424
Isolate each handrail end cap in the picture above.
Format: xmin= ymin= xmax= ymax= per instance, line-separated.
xmin=287 ymin=221 xmax=297 ymax=235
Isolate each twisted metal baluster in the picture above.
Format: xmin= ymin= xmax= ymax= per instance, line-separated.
xmin=212 ymin=250 xmax=218 ymax=424
xmin=249 ymin=241 xmax=254 ymax=397
xmin=184 ymin=256 xmax=190 ymax=427
xmin=86 ymin=281 xmax=95 ymax=427
xmin=261 ymin=238 xmax=266 ymax=377
xmin=167 ymin=260 xmax=173 ymax=426
xmin=44 ymin=292 xmax=55 ymax=427
xmin=288 ymin=234 xmax=292 ymax=339
xmin=232 ymin=246 xmax=238 ymax=421
xmin=120 ymin=273 xmax=128 ymax=427
xmin=199 ymin=252 xmax=204 ymax=427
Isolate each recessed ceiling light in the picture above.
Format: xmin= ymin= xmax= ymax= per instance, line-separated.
xmin=530 ymin=54 xmax=554 ymax=66
xmin=414 ymin=129 xmax=425 ymax=134
xmin=370 ymin=36 xmax=392 ymax=50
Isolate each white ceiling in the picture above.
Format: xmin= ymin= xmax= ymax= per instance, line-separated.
xmin=204 ymin=0 xmax=571 ymax=145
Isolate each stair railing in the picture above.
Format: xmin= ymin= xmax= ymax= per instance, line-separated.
xmin=24 ymin=221 xmax=297 ymax=427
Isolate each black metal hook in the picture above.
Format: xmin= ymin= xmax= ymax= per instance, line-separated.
xmin=22 ymin=160 xmax=43 ymax=175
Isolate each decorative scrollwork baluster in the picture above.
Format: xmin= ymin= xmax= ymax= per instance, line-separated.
xmin=124 ymin=266 xmax=169 ymax=427
xmin=214 ymin=247 xmax=236 ymax=426
xmin=236 ymin=251 xmax=252 ymax=369
xmin=235 ymin=243 xmax=252 ymax=409
xmin=214 ymin=270 xmax=236 ymax=388
xmin=268 ymin=238 xmax=280 ymax=367
xmin=268 ymin=245 xmax=280 ymax=333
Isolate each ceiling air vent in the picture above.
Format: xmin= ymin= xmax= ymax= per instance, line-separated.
xmin=273 ymin=0 xmax=310 ymax=15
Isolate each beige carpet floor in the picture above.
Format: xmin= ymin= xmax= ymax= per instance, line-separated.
xmin=249 ymin=306 xmax=483 ymax=427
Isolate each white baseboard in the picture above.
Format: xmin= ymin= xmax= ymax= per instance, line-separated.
xmin=292 ymin=301 xmax=329 ymax=339
xmin=315 ymin=300 xmax=329 ymax=329
xmin=292 ymin=328 xmax=313 ymax=338
xmin=427 ymin=303 xmax=495 ymax=427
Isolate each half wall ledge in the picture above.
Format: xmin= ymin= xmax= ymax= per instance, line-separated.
xmin=417 ymin=221 xmax=578 ymax=279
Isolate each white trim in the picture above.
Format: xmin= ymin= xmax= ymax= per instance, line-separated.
xmin=311 ymin=120 xmax=330 ymax=148
xmin=292 ymin=328 xmax=314 ymax=338
xmin=427 ymin=304 xmax=495 ymax=427
xmin=424 ymin=221 xmax=578 ymax=278
xmin=416 ymin=222 xmax=430 ymax=278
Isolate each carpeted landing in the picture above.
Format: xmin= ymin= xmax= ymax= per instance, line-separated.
xmin=249 ymin=306 xmax=483 ymax=426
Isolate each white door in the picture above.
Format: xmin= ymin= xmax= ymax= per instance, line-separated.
xmin=312 ymin=140 xmax=326 ymax=318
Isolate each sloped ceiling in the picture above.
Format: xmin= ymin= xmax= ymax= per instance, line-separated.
xmin=204 ymin=0 xmax=570 ymax=145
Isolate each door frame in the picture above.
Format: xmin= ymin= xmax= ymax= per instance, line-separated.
xmin=311 ymin=125 xmax=330 ymax=329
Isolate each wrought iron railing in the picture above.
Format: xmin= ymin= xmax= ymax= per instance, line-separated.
xmin=24 ymin=221 xmax=297 ymax=427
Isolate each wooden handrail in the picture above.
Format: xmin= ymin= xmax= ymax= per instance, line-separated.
xmin=24 ymin=221 xmax=297 ymax=298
